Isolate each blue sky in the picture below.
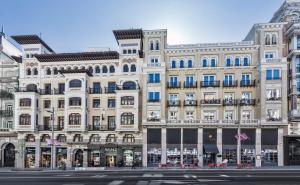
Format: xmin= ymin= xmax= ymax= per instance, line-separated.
xmin=1 ymin=0 xmax=284 ymax=52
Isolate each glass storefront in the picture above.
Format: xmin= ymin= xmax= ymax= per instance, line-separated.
xmin=89 ymin=150 xmax=101 ymax=167
xmin=25 ymin=147 xmax=35 ymax=168
xmin=167 ymin=129 xmax=181 ymax=167
xmin=40 ymin=147 xmax=51 ymax=168
xmin=261 ymin=129 xmax=278 ymax=166
xmin=203 ymin=129 xmax=218 ymax=165
xmin=56 ymin=148 xmax=67 ymax=168
xmin=123 ymin=150 xmax=133 ymax=166
xmin=222 ymin=129 xmax=237 ymax=166
xmin=166 ymin=146 xmax=181 ymax=166
xmin=73 ymin=149 xmax=83 ymax=167
xmin=147 ymin=129 xmax=161 ymax=167
xmin=104 ymin=147 xmax=117 ymax=167
xmin=183 ymin=129 xmax=198 ymax=166
xmin=284 ymin=136 xmax=300 ymax=165
xmin=241 ymin=129 xmax=256 ymax=166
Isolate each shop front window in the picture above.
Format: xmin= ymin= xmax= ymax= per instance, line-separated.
xmin=56 ymin=148 xmax=67 ymax=168
xmin=41 ymin=148 xmax=51 ymax=168
xmin=25 ymin=147 xmax=35 ymax=168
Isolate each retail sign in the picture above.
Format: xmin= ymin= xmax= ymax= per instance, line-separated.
xmin=105 ymin=148 xmax=117 ymax=152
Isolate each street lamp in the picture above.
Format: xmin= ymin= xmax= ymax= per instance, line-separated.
xmin=236 ymin=100 xmax=241 ymax=166
xmin=46 ymin=107 xmax=55 ymax=170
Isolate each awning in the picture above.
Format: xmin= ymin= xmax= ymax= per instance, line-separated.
xmin=203 ymin=144 xmax=219 ymax=153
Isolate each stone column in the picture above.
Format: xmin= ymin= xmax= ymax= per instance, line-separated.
xmin=197 ymin=128 xmax=203 ymax=167
xmin=217 ymin=128 xmax=222 ymax=155
xmin=83 ymin=149 xmax=88 ymax=167
xmin=142 ymin=128 xmax=147 ymax=167
xmin=278 ymin=128 xmax=284 ymax=166
xmin=255 ymin=128 xmax=262 ymax=167
xmin=66 ymin=146 xmax=72 ymax=169
xmin=35 ymin=141 xmax=40 ymax=168
xmin=180 ymin=128 xmax=183 ymax=165
xmin=161 ymin=128 xmax=167 ymax=164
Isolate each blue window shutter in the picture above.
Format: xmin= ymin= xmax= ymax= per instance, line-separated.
xmin=172 ymin=61 xmax=176 ymax=68
xmin=180 ymin=60 xmax=184 ymax=68
xmin=211 ymin=59 xmax=216 ymax=67
xmin=243 ymin=58 xmax=249 ymax=66
xmin=203 ymin=59 xmax=207 ymax=67
xmin=155 ymin=92 xmax=160 ymax=100
xmin=235 ymin=58 xmax=240 ymax=66
xmin=226 ymin=58 xmax=231 ymax=66
xmin=266 ymin=70 xmax=272 ymax=80
xmin=188 ymin=60 xmax=193 ymax=68
xmin=274 ymin=69 xmax=280 ymax=79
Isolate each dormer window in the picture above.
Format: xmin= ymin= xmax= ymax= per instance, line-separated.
xmin=69 ymin=79 xmax=82 ymax=88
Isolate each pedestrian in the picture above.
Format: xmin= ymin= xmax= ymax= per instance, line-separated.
xmin=131 ymin=161 xmax=136 ymax=169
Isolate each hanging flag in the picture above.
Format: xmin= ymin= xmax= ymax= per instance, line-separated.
xmin=235 ymin=133 xmax=250 ymax=141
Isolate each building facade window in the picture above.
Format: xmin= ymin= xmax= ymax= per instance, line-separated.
xmin=44 ymin=100 xmax=51 ymax=109
xmin=211 ymin=58 xmax=217 ymax=67
xmin=123 ymin=134 xmax=135 ymax=143
xmin=121 ymin=96 xmax=134 ymax=105
xmin=123 ymin=64 xmax=129 ymax=72
xmin=148 ymin=92 xmax=160 ymax=102
xmin=202 ymin=59 xmax=208 ymax=67
xmin=69 ymin=113 xmax=81 ymax=125
xmin=130 ymin=64 xmax=136 ymax=72
xmin=93 ymin=99 xmax=100 ymax=108
xmin=266 ymin=69 xmax=280 ymax=80
xmin=108 ymin=99 xmax=116 ymax=108
xmin=243 ymin=57 xmax=250 ymax=66
xmin=69 ymin=97 xmax=81 ymax=106
xmin=19 ymin=114 xmax=31 ymax=125
xmin=171 ymin=60 xmax=176 ymax=68
xmin=234 ymin=57 xmax=240 ymax=66
xmin=20 ymin=98 xmax=31 ymax=107
xmin=121 ymin=113 xmax=134 ymax=125
xmin=188 ymin=60 xmax=193 ymax=68
xmin=109 ymin=65 xmax=115 ymax=73
xmin=69 ymin=79 xmax=82 ymax=88
xmin=58 ymin=100 xmax=64 ymax=108
xmin=148 ymin=73 xmax=160 ymax=83
xmin=179 ymin=60 xmax=184 ymax=68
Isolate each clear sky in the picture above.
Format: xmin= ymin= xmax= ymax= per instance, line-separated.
xmin=1 ymin=0 xmax=284 ymax=52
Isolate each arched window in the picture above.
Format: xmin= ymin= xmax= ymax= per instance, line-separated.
xmin=41 ymin=134 xmax=50 ymax=142
xmin=73 ymin=66 xmax=78 ymax=70
xmin=102 ymin=66 xmax=108 ymax=73
xmin=226 ymin=58 xmax=231 ymax=67
xmin=69 ymin=113 xmax=81 ymax=125
xmin=130 ymin=64 xmax=136 ymax=72
xmin=33 ymin=68 xmax=38 ymax=75
xmin=171 ymin=60 xmax=176 ymax=68
xmin=123 ymin=81 xmax=137 ymax=90
xmin=179 ymin=60 xmax=184 ymax=68
xmin=53 ymin=67 xmax=58 ymax=75
xmin=90 ymin=134 xmax=100 ymax=142
xmin=202 ymin=59 xmax=208 ymax=67
xmin=155 ymin=41 xmax=159 ymax=50
xmin=69 ymin=97 xmax=81 ymax=106
xmin=243 ymin=57 xmax=250 ymax=66
xmin=19 ymin=114 xmax=31 ymax=125
xmin=69 ymin=79 xmax=82 ymax=88
xmin=272 ymin=34 xmax=277 ymax=45
xmin=57 ymin=134 xmax=66 ymax=142
xmin=46 ymin=68 xmax=51 ymax=75
xmin=123 ymin=134 xmax=135 ymax=143
xmin=211 ymin=58 xmax=217 ymax=67
xmin=88 ymin=66 xmax=93 ymax=74
xmin=121 ymin=113 xmax=134 ymax=125
xmin=66 ymin=66 xmax=71 ymax=71
xmin=150 ymin=41 xmax=154 ymax=50
xmin=123 ymin=64 xmax=129 ymax=72
xmin=26 ymin=134 xmax=35 ymax=142
xmin=95 ymin=66 xmax=100 ymax=73
xmin=234 ymin=57 xmax=240 ymax=66
xmin=26 ymin=84 xmax=37 ymax=92
xmin=26 ymin=68 xmax=31 ymax=75
xmin=265 ymin=35 xmax=271 ymax=45
xmin=188 ymin=60 xmax=193 ymax=68
xmin=80 ymin=66 xmax=85 ymax=70
xmin=106 ymin=134 xmax=117 ymax=143
xmin=73 ymin=134 xmax=83 ymax=142
xmin=109 ymin=65 xmax=115 ymax=73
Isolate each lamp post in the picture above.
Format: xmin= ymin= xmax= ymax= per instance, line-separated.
xmin=236 ymin=100 xmax=241 ymax=166
xmin=46 ymin=107 xmax=55 ymax=170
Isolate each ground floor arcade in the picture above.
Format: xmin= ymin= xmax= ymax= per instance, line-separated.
xmin=142 ymin=127 xmax=285 ymax=167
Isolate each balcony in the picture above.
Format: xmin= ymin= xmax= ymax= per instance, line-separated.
xmin=15 ymin=87 xmax=39 ymax=93
xmin=200 ymin=99 xmax=221 ymax=105
xmin=167 ymin=82 xmax=181 ymax=89
xmin=0 ymin=110 xmax=13 ymax=117
xmin=89 ymin=88 xmax=102 ymax=94
xmin=266 ymin=77 xmax=281 ymax=81
xmin=116 ymin=85 xmax=139 ymax=90
xmin=148 ymin=99 xmax=160 ymax=103
xmin=39 ymin=89 xmax=53 ymax=95
xmin=239 ymin=99 xmax=256 ymax=106
xmin=104 ymin=87 xmax=116 ymax=94
xmin=38 ymin=125 xmax=64 ymax=131
xmin=223 ymin=99 xmax=238 ymax=106
xmin=265 ymin=59 xmax=281 ymax=63
xmin=53 ymin=89 xmax=64 ymax=95
xmin=147 ymin=63 xmax=161 ymax=67
xmin=266 ymin=117 xmax=282 ymax=122
xmin=183 ymin=100 xmax=197 ymax=106
xmin=183 ymin=81 xmax=197 ymax=88
xmin=200 ymin=81 xmax=220 ymax=88
xmin=240 ymin=80 xmax=256 ymax=87
xmin=223 ymin=80 xmax=238 ymax=88
xmin=289 ymin=110 xmax=300 ymax=120
xmin=167 ymin=100 xmax=181 ymax=107
xmin=266 ymin=97 xmax=282 ymax=101
xmin=0 ymin=90 xmax=13 ymax=99
xmin=88 ymin=125 xmax=108 ymax=131
xmin=147 ymin=117 xmax=161 ymax=122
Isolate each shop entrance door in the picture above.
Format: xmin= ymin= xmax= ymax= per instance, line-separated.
xmin=3 ymin=143 xmax=15 ymax=167
xmin=106 ymin=155 xmax=116 ymax=167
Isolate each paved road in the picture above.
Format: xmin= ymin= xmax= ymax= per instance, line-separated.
xmin=0 ymin=170 xmax=300 ymax=185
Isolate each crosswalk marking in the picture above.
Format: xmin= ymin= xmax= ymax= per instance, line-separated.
xmin=91 ymin=175 xmax=106 ymax=178
xmin=107 ymin=180 xmax=124 ymax=185
xmin=220 ymin=174 xmax=230 ymax=177
xmin=143 ymin=174 xmax=163 ymax=177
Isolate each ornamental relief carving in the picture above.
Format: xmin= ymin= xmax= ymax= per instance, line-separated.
xmin=25 ymin=62 xmax=38 ymax=67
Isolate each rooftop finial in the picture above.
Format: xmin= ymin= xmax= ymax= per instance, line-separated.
xmin=0 ymin=26 xmax=4 ymax=36
xmin=39 ymin=32 xmax=42 ymax=39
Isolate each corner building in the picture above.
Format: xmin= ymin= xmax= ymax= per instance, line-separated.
xmin=9 ymin=0 xmax=300 ymax=168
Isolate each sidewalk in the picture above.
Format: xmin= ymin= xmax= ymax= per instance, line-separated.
xmin=0 ymin=166 xmax=300 ymax=172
